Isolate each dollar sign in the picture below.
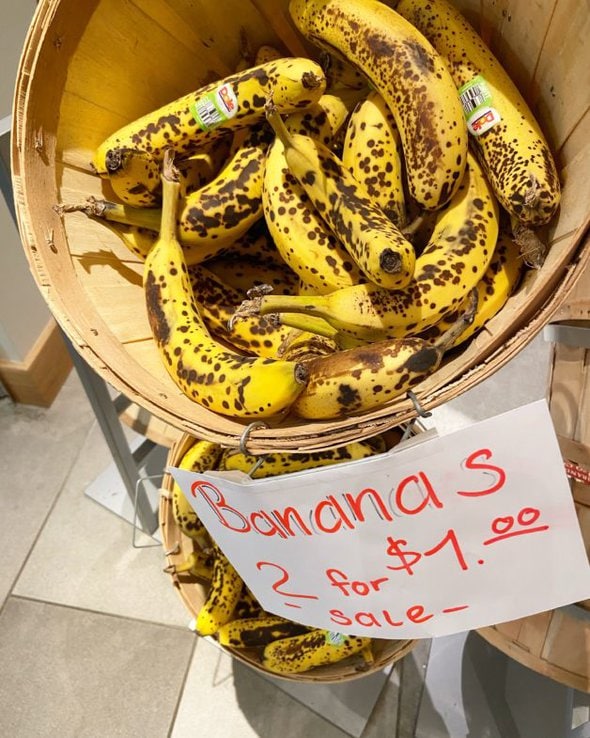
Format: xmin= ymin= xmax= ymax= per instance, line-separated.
xmin=385 ymin=536 xmax=422 ymax=576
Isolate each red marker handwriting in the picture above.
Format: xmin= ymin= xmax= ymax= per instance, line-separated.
xmin=483 ymin=507 xmax=549 ymax=545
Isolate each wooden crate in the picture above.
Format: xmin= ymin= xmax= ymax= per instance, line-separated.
xmin=159 ymin=433 xmax=416 ymax=683
xmin=11 ymin=0 xmax=590 ymax=453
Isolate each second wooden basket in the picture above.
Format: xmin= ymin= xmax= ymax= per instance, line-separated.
xmin=159 ymin=432 xmax=416 ymax=683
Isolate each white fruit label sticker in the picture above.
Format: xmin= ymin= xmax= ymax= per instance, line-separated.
xmin=192 ymin=83 xmax=238 ymax=131
xmin=459 ymin=75 xmax=502 ymax=136
xmin=171 ymin=401 xmax=590 ymax=639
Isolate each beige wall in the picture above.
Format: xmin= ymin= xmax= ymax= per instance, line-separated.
xmin=0 ymin=0 xmax=52 ymax=362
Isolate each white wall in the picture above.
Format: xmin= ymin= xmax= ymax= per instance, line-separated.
xmin=0 ymin=0 xmax=52 ymax=362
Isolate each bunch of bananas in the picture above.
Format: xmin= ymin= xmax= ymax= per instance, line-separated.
xmin=65 ymin=0 xmax=560 ymax=423
xmin=164 ymin=435 xmax=405 ymax=675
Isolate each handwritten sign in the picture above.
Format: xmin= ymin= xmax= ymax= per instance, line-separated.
xmin=171 ymin=401 xmax=590 ymax=639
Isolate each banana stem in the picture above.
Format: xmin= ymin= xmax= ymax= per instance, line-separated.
xmin=56 ymin=197 xmax=162 ymax=232
xmin=279 ymin=312 xmax=338 ymax=339
xmin=159 ymin=151 xmax=181 ymax=243
xmin=265 ymin=103 xmax=293 ymax=148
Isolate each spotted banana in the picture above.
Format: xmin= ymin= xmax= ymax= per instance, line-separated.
xmin=172 ymin=439 xmax=222 ymax=546
xmin=262 ymin=630 xmax=372 ymax=674
xmin=342 ymin=90 xmax=407 ymax=228
xmin=394 ymin=0 xmax=560 ymax=227
xmin=419 ymin=231 xmax=523 ymax=348
xmin=291 ymin=293 xmax=477 ymax=419
xmin=263 ymin=95 xmax=366 ymax=295
xmin=143 ymin=153 xmax=307 ymax=419
xmin=236 ymin=151 xmax=498 ymax=341
xmin=196 ymin=546 xmax=244 ymax=636
xmin=289 ymin=0 xmax=468 ymax=209
xmin=266 ymin=107 xmax=416 ymax=290
xmin=93 ymin=57 xmax=327 ymax=177
xmin=217 ymin=616 xmax=311 ymax=648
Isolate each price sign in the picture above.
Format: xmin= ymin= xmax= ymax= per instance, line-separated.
xmin=171 ymin=401 xmax=590 ymax=639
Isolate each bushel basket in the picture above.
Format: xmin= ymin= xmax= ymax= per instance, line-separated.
xmin=11 ymin=0 xmax=590 ymax=453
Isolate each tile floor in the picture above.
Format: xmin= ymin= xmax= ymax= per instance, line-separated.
xmin=0 ymin=332 xmax=563 ymax=737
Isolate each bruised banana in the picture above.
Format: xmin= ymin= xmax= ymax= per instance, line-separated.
xmin=82 ymin=126 xmax=271 ymax=265
xmin=239 ymin=151 xmax=498 ymax=340
xmin=394 ymin=0 xmax=560 ymax=227
xmin=217 ymin=616 xmax=311 ymax=648
xmin=263 ymin=96 xmax=366 ymax=295
xmin=278 ymin=329 xmax=339 ymax=363
xmin=289 ymin=0 xmax=468 ymax=209
xmin=105 ymin=148 xmax=161 ymax=207
xmin=342 ymin=90 xmax=407 ymax=229
xmin=172 ymin=439 xmax=223 ymax=546
xmin=219 ymin=438 xmax=385 ymax=479
xmin=188 ymin=264 xmax=294 ymax=359
xmin=143 ymin=153 xmax=307 ymax=419
xmin=196 ymin=546 xmax=243 ymax=636
xmin=419 ymin=231 xmax=523 ymax=348
xmin=93 ymin=57 xmax=327 ymax=176
xmin=267 ymin=108 xmax=416 ymax=290
xmin=291 ymin=293 xmax=477 ymax=419
xmin=262 ymin=630 xmax=372 ymax=674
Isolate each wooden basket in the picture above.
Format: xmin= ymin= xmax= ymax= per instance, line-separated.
xmin=11 ymin=0 xmax=590 ymax=453
xmin=477 ymin=276 xmax=590 ymax=693
xmin=159 ymin=432 xmax=416 ymax=683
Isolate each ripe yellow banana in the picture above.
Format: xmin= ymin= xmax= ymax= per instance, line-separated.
xmin=262 ymin=630 xmax=372 ymax=674
xmin=419 ymin=231 xmax=523 ymax=348
xmin=172 ymin=439 xmax=222 ymax=546
xmin=143 ymin=153 xmax=307 ymax=419
xmin=394 ymin=0 xmax=560 ymax=227
xmin=342 ymin=90 xmax=407 ymax=229
xmin=289 ymin=0 xmax=468 ymax=209
xmin=320 ymin=51 xmax=368 ymax=91
xmin=217 ymin=616 xmax=311 ymax=648
xmin=263 ymin=96 xmax=366 ymax=295
xmin=93 ymin=57 xmax=327 ymax=176
xmin=219 ymin=438 xmax=385 ymax=478
xmin=278 ymin=328 xmax=339 ymax=363
xmin=237 ymin=151 xmax=498 ymax=341
xmin=196 ymin=546 xmax=244 ymax=636
xmin=291 ymin=293 xmax=477 ymax=419
xmin=266 ymin=107 xmax=416 ymax=290
xmin=176 ymin=136 xmax=233 ymax=198
xmin=188 ymin=264 xmax=294 ymax=359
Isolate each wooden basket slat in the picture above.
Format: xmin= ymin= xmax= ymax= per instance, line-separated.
xmin=532 ymin=0 xmax=590 ymax=152
xmin=558 ymin=106 xmax=590 ymax=170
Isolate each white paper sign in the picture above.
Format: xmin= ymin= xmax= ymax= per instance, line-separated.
xmin=171 ymin=401 xmax=590 ymax=639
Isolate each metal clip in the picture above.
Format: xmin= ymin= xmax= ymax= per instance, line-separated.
xmin=407 ymin=390 xmax=432 ymax=419
xmin=238 ymin=420 xmax=270 ymax=477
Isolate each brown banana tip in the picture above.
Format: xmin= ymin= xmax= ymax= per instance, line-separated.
xmin=301 ymin=71 xmax=323 ymax=90
xmin=105 ymin=148 xmax=124 ymax=173
xmin=512 ymin=222 xmax=548 ymax=269
xmin=379 ymin=248 xmax=403 ymax=274
xmin=295 ymin=362 xmax=309 ymax=385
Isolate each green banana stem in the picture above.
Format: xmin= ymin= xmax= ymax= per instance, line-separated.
xmin=279 ymin=312 xmax=338 ymax=339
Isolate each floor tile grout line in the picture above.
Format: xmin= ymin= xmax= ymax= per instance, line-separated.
xmin=0 ymin=418 xmax=99 ymax=620
xmin=6 ymin=592 xmax=197 ymax=634
xmin=167 ymin=636 xmax=199 ymax=738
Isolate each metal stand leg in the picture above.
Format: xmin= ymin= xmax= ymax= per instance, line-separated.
xmin=64 ymin=338 xmax=158 ymax=534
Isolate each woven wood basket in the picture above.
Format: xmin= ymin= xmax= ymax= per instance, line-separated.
xmin=160 ymin=432 xmax=416 ymax=683
xmin=11 ymin=0 xmax=590 ymax=453
xmin=477 ymin=279 xmax=590 ymax=693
